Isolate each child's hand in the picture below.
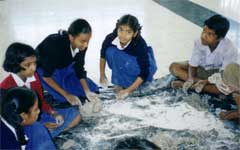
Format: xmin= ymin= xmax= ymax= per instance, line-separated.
xmin=193 ymin=80 xmax=208 ymax=93
xmin=65 ymin=94 xmax=82 ymax=106
xmin=52 ymin=112 xmax=64 ymax=126
xmin=86 ymin=91 xmax=100 ymax=102
xmin=100 ymin=75 xmax=108 ymax=88
xmin=183 ymin=79 xmax=194 ymax=92
xmin=116 ymin=90 xmax=129 ymax=100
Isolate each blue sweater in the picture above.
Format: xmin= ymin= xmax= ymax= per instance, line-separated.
xmin=36 ymin=31 xmax=87 ymax=79
xmin=0 ymin=119 xmax=21 ymax=150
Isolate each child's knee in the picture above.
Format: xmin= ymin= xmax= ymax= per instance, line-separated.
xmin=169 ymin=62 xmax=179 ymax=74
xmin=74 ymin=114 xmax=81 ymax=124
xmin=67 ymin=114 xmax=81 ymax=130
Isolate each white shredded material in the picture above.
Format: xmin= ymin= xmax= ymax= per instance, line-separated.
xmin=208 ymin=73 xmax=232 ymax=95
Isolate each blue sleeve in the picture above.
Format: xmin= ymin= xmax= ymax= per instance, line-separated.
xmin=136 ymin=44 xmax=150 ymax=81
xmin=133 ymin=36 xmax=151 ymax=81
xmin=100 ymin=33 xmax=116 ymax=59
xmin=36 ymin=37 xmax=56 ymax=77
xmin=1 ymin=121 xmax=21 ymax=150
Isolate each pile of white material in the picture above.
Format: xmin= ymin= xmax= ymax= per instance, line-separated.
xmin=55 ymin=76 xmax=240 ymax=149
xmin=79 ymin=98 xmax=102 ymax=117
xmin=106 ymin=96 xmax=233 ymax=137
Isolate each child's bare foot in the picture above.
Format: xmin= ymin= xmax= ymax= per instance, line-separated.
xmin=219 ymin=111 xmax=239 ymax=120
xmin=114 ymin=86 xmax=123 ymax=93
xmin=171 ymin=80 xmax=184 ymax=89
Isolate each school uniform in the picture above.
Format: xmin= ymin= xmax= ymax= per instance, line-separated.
xmin=100 ymin=32 xmax=157 ymax=88
xmin=0 ymin=73 xmax=80 ymax=137
xmin=1 ymin=117 xmax=22 ymax=150
xmin=36 ymin=31 xmax=98 ymax=102
xmin=0 ymin=117 xmax=55 ymax=150
xmin=188 ymin=38 xmax=238 ymax=79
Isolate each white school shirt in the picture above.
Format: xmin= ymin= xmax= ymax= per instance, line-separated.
xmin=189 ymin=38 xmax=238 ymax=70
xmin=112 ymin=37 xmax=131 ymax=50
xmin=11 ymin=73 xmax=36 ymax=89
xmin=70 ymin=45 xmax=80 ymax=58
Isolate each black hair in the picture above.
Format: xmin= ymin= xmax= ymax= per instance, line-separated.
xmin=204 ymin=15 xmax=230 ymax=39
xmin=0 ymin=87 xmax=38 ymax=146
xmin=3 ymin=42 xmax=37 ymax=73
xmin=113 ymin=14 xmax=142 ymax=36
xmin=68 ymin=19 xmax=92 ymax=36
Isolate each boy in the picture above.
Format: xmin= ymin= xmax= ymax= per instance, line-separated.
xmin=169 ymin=15 xmax=238 ymax=95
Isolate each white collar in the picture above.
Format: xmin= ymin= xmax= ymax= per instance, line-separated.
xmin=1 ymin=116 xmax=18 ymax=140
xmin=11 ymin=73 xmax=36 ymax=89
xmin=112 ymin=37 xmax=131 ymax=50
xmin=70 ymin=45 xmax=80 ymax=58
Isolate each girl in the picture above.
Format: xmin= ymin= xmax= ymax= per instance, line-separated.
xmin=1 ymin=42 xmax=80 ymax=137
xmin=99 ymin=14 xmax=157 ymax=99
xmin=1 ymin=87 xmax=55 ymax=149
xmin=36 ymin=19 xmax=100 ymax=106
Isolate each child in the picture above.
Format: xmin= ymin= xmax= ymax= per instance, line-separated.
xmin=214 ymin=63 xmax=240 ymax=123
xmin=99 ymin=14 xmax=157 ymax=99
xmin=36 ymin=19 xmax=100 ymax=106
xmin=1 ymin=42 xmax=80 ymax=137
xmin=1 ymin=87 xmax=55 ymax=149
xmin=169 ymin=15 xmax=238 ymax=95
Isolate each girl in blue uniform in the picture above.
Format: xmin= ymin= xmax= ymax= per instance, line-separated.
xmin=0 ymin=87 xmax=55 ymax=150
xmin=99 ymin=14 xmax=157 ymax=99
xmin=36 ymin=19 xmax=99 ymax=105
xmin=1 ymin=42 xmax=80 ymax=137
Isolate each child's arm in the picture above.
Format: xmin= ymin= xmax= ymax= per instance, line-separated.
xmin=80 ymin=78 xmax=90 ymax=93
xmin=126 ymin=77 xmax=143 ymax=93
xmin=80 ymin=78 xmax=100 ymax=102
xmin=99 ymin=58 xmax=108 ymax=87
xmin=43 ymin=77 xmax=68 ymax=97
xmin=188 ymin=65 xmax=198 ymax=81
xmin=117 ymin=77 xmax=143 ymax=100
xmin=182 ymin=65 xmax=198 ymax=91
xmin=100 ymin=58 xmax=106 ymax=77
xmin=43 ymin=77 xmax=80 ymax=105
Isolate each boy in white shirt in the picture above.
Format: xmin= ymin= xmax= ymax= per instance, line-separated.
xmin=169 ymin=15 xmax=238 ymax=95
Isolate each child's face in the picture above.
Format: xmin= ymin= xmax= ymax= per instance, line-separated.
xmin=19 ymin=56 xmax=37 ymax=77
xmin=117 ymin=25 xmax=137 ymax=47
xmin=20 ymin=100 xmax=40 ymax=126
xmin=201 ymin=26 xmax=220 ymax=46
xmin=69 ymin=33 xmax=92 ymax=51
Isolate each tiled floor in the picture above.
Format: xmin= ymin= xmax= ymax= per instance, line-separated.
xmin=0 ymin=0 xmax=239 ymax=83
xmin=1 ymin=1 xmax=240 ymax=149
xmin=191 ymin=0 xmax=240 ymax=22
